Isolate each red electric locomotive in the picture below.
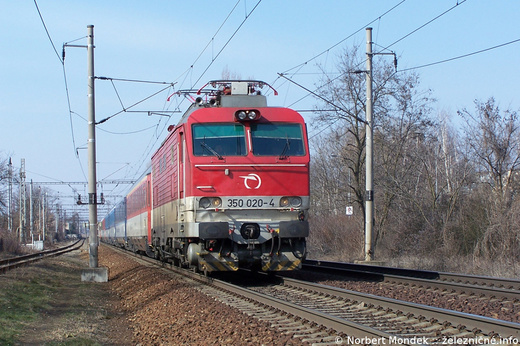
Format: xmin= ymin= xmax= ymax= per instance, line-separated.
xmin=150 ymin=80 xmax=309 ymax=272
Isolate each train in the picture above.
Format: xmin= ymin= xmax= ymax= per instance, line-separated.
xmin=99 ymin=80 xmax=310 ymax=273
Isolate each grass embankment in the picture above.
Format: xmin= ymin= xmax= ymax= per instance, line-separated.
xmin=0 ymin=273 xmax=52 ymax=343
xmin=0 ymin=253 xmax=113 ymax=345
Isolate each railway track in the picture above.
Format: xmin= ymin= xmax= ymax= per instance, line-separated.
xmin=303 ymin=259 xmax=520 ymax=302
xmin=244 ymin=275 xmax=520 ymax=343
xmin=0 ymin=239 xmax=84 ymax=273
xmin=108 ymin=245 xmax=520 ymax=344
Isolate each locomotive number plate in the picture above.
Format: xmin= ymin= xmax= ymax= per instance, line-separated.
xmin=226 ymin=198 xmax=276 ymax=209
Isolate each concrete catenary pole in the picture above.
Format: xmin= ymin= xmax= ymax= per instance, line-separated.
xmin=55 ymin=209 xmax=59 ymax=240
xmin=8 ymin=158 xmax=12 ymax=232
xmin=364 ymin=28 xmax=374 ymax=262
xmin=43 ymin=192 xmax=46 ymax=242
xmin=30 ymin=181 xmax=33 ymax=244
xmin=19 ymin=159 xmax=26 ymax=243
xmin=87 ymin=24 xmax=99 ymax=268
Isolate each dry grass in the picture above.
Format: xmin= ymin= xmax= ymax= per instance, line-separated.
xmin=0 ymin=250 xmax=119 ymax=345
xmin=385 ymin=254 xmax=520 ymax=279
xmin=0 ymin=229 xmax=24 ymax=256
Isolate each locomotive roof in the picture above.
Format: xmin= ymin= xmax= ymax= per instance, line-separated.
xmin=176 ymin=80 xmax=272 ymax=125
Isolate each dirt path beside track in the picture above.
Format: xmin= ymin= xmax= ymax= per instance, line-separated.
xmin=4 ymin=244 xmax=304 ymax=345
xmin=3 ymin=246 xmax=132 ymax=345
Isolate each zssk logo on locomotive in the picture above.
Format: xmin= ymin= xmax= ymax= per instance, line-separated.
xmin=240 ymin=173 xmax=262 ymax=189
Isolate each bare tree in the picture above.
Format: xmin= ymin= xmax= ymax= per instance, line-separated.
xmin=386 ymin=113 xmax=474 ymax=256
xmin=311 ymin=45 xmax=435 ymax=258
xmin=459 ymin=98 xmax=520 ymax=205
xmin=0 ymin=155 xmax=10 ymax=230
xmin=221 ymin=66 xmax=242 ymax=80
xmin=459 ymin=98 xmax=520 ymax=260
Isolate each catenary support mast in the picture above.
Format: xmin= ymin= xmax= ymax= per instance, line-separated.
xmin=8 ymin=158 xmax=13 ymax=232
xmin=364 ymin=28 xmax=374 ymax=261
xmin=19 ymin=159 xmax=26 ymax=243
xmin=87 ymin=24 xmax=99 ymax=268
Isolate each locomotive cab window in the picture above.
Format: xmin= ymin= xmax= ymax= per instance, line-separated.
xmin=192 ymin=124 xmax=247 ymax=157
xmin=251 ymin=123 xmax=305 ymax=157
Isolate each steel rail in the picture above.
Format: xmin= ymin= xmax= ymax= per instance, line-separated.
xmin=281 ymin=276 xmax=520 ymax=339
xmin=0 ymin=239 xmax=84 ymax=273
xmin=304 ymin=259 xmax=520 ymax=300
xmin=203 ymin=274 xmax=402 ymax=340
xmin=105 ymin=244 xmax=405 ymax=340
xmin=105 ymin=245 xmax=519 ymax=342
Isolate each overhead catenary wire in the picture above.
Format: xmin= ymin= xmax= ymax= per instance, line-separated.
xmin=95 ymin=83 xmax=175 ymax=125
xmin=33 ymin=0 xmax=88 ymax=184
xmin=167 ymin=0 xmax=248 ymax=98
xmin=189 ymin=0 xmax=263 ymax=89
xmin=278 ymin=73 xmax=367 ymax=124
xmin=32 ymin=1 xmax=516 ymax=218
xmin=33 ymin=1 xmax=77 ymax=154
xmin=117 ymin=0 xmax=265 ymax=189
xmin=30 ymin=0 xmax=268 ymax=219
xmin=306 ymin=40 xmax=520 ymax=144
xmin=104 ymin=0 xmax=263 ymax=191
xmin=97 ymin=124 xmax=158 ymax=135
xmin=33 ymin=2 xmax=175 ymax=205
xmin=123 ymin=0 xmax=262 ymax=185
xmin=268 ymin=0 xmax=408 ymax=102
xmin=398 ymin=38 xmax=520 ymax=72
xmin=33 ymin=0 xmax=62 ymax=64
xmin=374 ymin=0 xmax=468 ymax=54
xmin=280 ymin=0 xmax=408 ymax=76
xmin=280 ymin=0 xmax=472 ymax=127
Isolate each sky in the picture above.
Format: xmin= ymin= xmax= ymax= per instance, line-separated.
xmin=1 ymin=0 xmax=519 ymax=219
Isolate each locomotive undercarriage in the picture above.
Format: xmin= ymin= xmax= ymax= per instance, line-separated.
xmin=192 ymin=236 xmax=306 ymax=272
xmin=151 ymin=233 xmax=307 ymax=273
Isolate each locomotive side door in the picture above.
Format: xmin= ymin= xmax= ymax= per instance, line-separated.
xmin=179 ymin=131 xmax=184 ymax=200
xmin=177 ymin=131 xmax=186 ymax=231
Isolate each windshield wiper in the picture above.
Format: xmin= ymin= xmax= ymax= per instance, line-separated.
xmin=279 ymin=136 xmax=290 ymax=160
xmin=201 ymin=141 xmax=224 ymax=160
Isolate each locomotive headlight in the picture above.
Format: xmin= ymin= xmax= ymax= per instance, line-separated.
xmin=199 ymin=197 xmax=211 ymax=209
xmin=290 ymin=197 xmax=302 ymax=207
xmin=237 ymin=111 xmax=247 ymax=120
xmin=280 ymin=197 xmax=290 ymax=207
xmin=212 ymin=197 xmax=222 ymax=208
xmin=280 ymin=196 xmax=302 ymax=208
xmin=199 ymin=197 xmax=222 ymax=209
xmin=235 ymin=109 xmax=260 ymax=121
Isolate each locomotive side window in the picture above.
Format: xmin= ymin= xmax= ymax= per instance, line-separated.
xmin=192 ymin=124 xmax=246 ymax=157
xmin=250 ymin=123 xmax=305 ymax=157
